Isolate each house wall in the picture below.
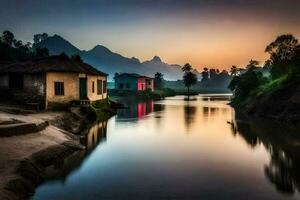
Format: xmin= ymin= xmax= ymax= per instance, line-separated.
xmin=46 ymin=72 xmax=79 ymax=104
xmin=87 ymin=74 xmax=107 ymax=101
xmin=46 ymin=72 xmax=107 ymax=107
xmin=115 ymin=76 xmax=138 ymax=91
xmin=0 ymin=73 xmax=46 ymax=108
xmin=146 ymin=79 xmax=154 ymax=91
xmin=0 ymin=74 xmax=8 ymax=87
xmin=24 ymin=74 xmax=46 ymax=97
xmin=138 ymin=78 xmax=146 ymax=91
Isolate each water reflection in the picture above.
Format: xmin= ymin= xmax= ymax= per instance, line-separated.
xmin=80 ymin=121 xmax=108 ymax=151
xmin=183 ymin=103 xmax=197 ymax=131
xmin=117 ymin=99 xmax=164 ymax=120
xmin=232 ymin=114 xmax=300 ymax=195
xmin=32 ymin=95 xmax=300 ymax=200
xmin=36 ymin=120 xmax=109 ymax=186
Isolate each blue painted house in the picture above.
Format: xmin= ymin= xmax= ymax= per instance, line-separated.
xmin=114 ymin=73 xmax=154 ymax=92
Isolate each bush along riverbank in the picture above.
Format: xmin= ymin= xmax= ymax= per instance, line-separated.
xmin=229 ymin=34 xmax=300 ymax=123
xmin=108 ymin=88 xmax=177 ymax=101
xmin=0 ymin=99 xmax=117 ymax=200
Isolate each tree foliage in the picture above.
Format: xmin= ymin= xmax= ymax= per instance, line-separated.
xmin=0 ymin=30 xmax=50 ymax=61
xmin=182 ymin=63 xmax=198 ymax=95
xmin=154 ymin=72 xmax=164 ymax=89
xmin=265 ymin=34 xmax=300 ymax=78
xmin=229 ymin=66 xmax=266 ymax=103
xmin=229 ymin=34 xmax=300 ymax=105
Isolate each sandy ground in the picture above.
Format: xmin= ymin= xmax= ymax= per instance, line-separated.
xmin=0 ymin=110 xmax=83 ymax=200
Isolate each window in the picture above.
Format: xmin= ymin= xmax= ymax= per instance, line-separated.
xmin=54 ymin=82 xmax=64 ymax=96
xmin=126 ymin=83 xmax=130 ymax=89
xmin=119 ymin=83 xmax=124 ymax=89
xmin=148 ymin=81 xmax=151 ymax=85
xmin=92 ymin=81 xmax=95 ymax=93
xmin=97 ymin=80 xmax=102 ymax=95
xmin=103 ymin=80 xmax=107 ymax=93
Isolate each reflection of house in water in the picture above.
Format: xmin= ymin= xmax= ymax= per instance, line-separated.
xmin=41 ymin=120 xmax=108 ymax=184
xmin=202 ymin=106 xmax=220 ymax=117
xmin=80 ymin=121 xmax=108 ymax=151
xmin=117 ymin=101 xmax=163 ymax=120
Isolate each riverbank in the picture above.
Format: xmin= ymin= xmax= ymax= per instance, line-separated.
xmin=0 ymin=101 xmax=116 ymax=200
xmin=232 ymin=77 xmax=300 ymax=123
xmin=108 ymin=88 xmax=232 ymax=102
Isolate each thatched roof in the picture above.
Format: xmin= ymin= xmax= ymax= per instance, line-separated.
xmin=0 ymin=55 xmax=107 ymax=76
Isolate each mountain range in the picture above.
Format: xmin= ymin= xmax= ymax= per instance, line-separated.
xmin=33 ymin=35 xmax=200 ymax=80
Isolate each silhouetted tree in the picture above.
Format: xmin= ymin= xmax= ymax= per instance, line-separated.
xmin=265 ymin=34 xmax=299 ymax=78
xmin=35 ymin=47 xmax=49 ymax=57
xmin=182 ymin=63 xmax=197 ymax=98
xmin=246 ymin=59 xmax=260 ymax=69
xmin=41 ymin=33 xmax=48 ymax=40
xmin=71 ymin=54 xmax=83 ymax=62
xmin=2 ymin=30 xmax=14 ymax=46
xmin=229 ymin=62 xmax=266 ymax=104
xmin=201 ymin=67 xmax=209 ymax=82
xmin=33 ymin=33 xmax=48 ymax=44
xmin=182 ymin=63 xmax=192 ymax=72
xmin=230 ymin=65 xmax=240 ymax=76
xmin=13 ymin=40 xmax=23 ymax=48
xmin=113 ymin=72 xmax=119 ymax=80
xmin=209 ymin=69 xmax=218 ymax=80
xmin=154 ymin=72 xmax=164 ymax=89
xmin=265 ymin=34 xmax=298 ymax=61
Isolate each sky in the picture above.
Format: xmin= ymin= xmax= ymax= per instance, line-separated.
xmin=1 ymin=0 xmax=300 ymax=70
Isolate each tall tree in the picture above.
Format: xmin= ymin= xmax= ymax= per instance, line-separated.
xmin=209 ymin=69 xmax=218 ymax=81
xmin=182 ymin=63 xmax=198 ymax=98
xmin=154 ymin=72 xmax=164 ymax=89
xmin=265 ymin=34 xmax=298 ymax=61
xmin=182 ymin=63 xmax=192 ymax=72
xmin=265 ymin=34 xmax=299 ymax=78
xmin=246 ymin=59 xmax=260 ymax=70
xmin=201 ymin=67 xmax=209 ymax=82
xmin=2 ymin=30 xmax=14 ymax=46
xmin=13 ymin=40 xmax=23 ymax=48
xmin=230 ymin=65 xmax=240 ymax=76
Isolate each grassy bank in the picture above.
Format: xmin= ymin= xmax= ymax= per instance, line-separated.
xmin=231 ymin=74 xmax=300 ymax=122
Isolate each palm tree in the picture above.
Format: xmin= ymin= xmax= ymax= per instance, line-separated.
xmin=182 ymin=63 xmax=192 ymax=72
xmin=182 ymin=63 xmax=198 ymax=99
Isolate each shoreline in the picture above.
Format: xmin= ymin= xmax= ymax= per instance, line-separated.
xmin=0 ymin=104 xmax=115 ymax=200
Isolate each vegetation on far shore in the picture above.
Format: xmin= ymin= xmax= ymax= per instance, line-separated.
xmin=229 ymin=34 xmax=300 ymax=121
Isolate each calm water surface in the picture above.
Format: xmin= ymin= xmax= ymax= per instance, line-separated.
xmin=32 ymin=95 xmax=300 ymax=200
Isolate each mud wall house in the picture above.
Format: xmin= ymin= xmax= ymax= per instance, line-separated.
xmin=0 ymin=55 xmax=108 ymax=109
xmin=114 ymin=73 xmax=154 ymax=92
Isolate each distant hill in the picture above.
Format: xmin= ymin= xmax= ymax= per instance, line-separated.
xmin=33 ymin=34 xmax=81 ymax=56
xmin=33 ymin=35 xmax=200 ymax=80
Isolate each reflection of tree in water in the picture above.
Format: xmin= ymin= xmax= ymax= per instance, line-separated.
xmin=231 ymin=114 xmax=300 ymax=195
xmin=184 ymin=104 xmax=197 ymax=131
xmin=264 ymin=149 xmax=295 ymax=194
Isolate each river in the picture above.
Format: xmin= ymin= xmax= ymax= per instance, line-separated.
xmin=32 ymin=95 xmax=300 ymax=200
